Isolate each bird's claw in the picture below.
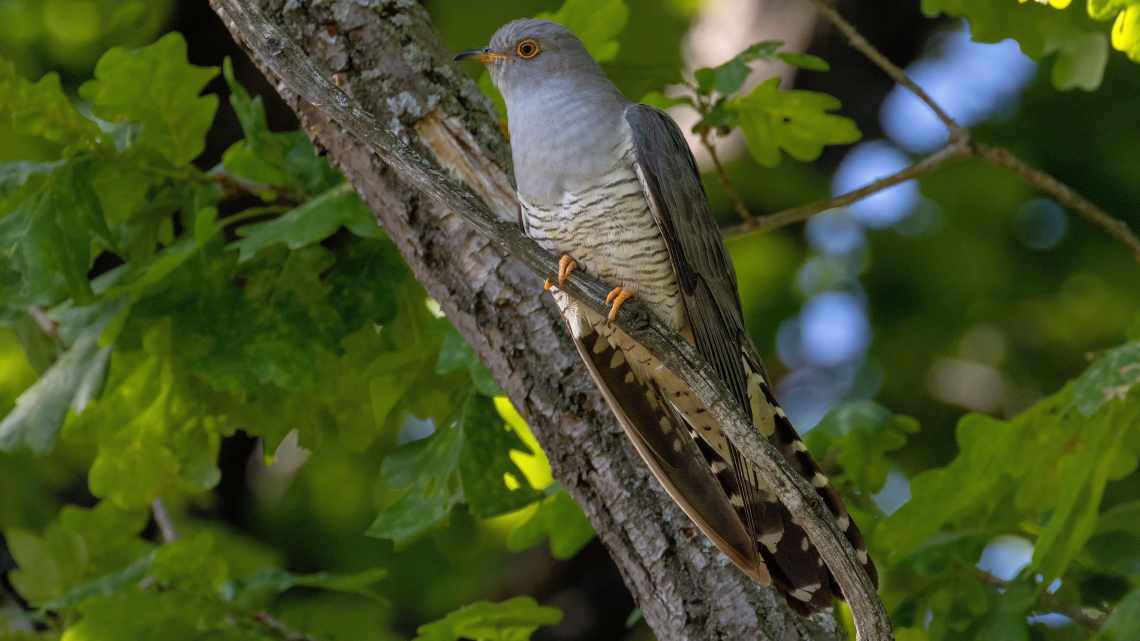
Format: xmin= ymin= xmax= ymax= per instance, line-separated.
xmin=557 ymin=255 xmax=577 ymax=286
xmin=545 ymin=255 xmax=577 ymax=293
xmin=605 ymin=287 xmax=634 ymax=322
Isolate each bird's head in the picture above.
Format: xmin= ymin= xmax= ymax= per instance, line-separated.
xmin=454 ymin=19 xmax=606 ymax=104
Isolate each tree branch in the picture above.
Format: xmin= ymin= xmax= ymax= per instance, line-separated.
xmin=726 ymin=141 xmax=971 ymax=237
xmin=746 ymin=0 xmax=1140 ymax=264
xmin=150 ymin=498 xmax=178 ymax=543
xmin=207 ymin=1 xmax=875 ymax=640
xmin=808 ymin=0 xmax=964 ymax=141
xmin=972 ymin=143 xmax=1140 ymax=262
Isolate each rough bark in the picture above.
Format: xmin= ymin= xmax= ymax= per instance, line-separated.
xmin=208 ymin=2 xmax=848 ymax=640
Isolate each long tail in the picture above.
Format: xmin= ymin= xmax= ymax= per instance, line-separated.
xmin=570 ymin=316 xmax=876 ymax=613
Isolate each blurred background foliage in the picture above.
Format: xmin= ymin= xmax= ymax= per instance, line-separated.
xmin=1 ymin=1 xmax=1139 ymax=641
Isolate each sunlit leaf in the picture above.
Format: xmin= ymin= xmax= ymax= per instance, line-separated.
xmin=506 ymin=488 xmax=594 ymax=560
xmin=413 ymin=597 xmax=562 ymax=641
xmin=79 ymin=33 xmax=218 ymax=164
xmin=538 ymin=0 xmax=628 ymax=62
xmin=727 ymin=77 xmax=861 ymax=167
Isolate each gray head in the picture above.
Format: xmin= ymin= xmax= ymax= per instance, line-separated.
xmin=456 ymin=19 xmax=629 ymax=202
xmin=455 ymin=19 xmax=620 ymax=106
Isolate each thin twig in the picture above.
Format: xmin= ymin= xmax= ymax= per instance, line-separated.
xmin=808 ymin=0 xmax=964 ymax=141
xmin=973 ymin=143 xmax=1140 ymax=262
xmin=150 ymin=498 xmax=178 ymax=543
xmin=207 ymin=2 xmax=891 ymax=640
xmin=149 ymin=500 xmax=326 ymax=641
xmin=252 ymin=611 xmax=323 ymax=641
xmin=700 ymin=132 xmax=755 ymax=226
xmin=723 ymin=0 xmax=1140 ymax=266
xmin=727 ymin=141 xmax=970 ymax=237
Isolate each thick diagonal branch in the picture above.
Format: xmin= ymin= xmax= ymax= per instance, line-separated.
xmin=209 ymin=1 xmax=884 ymax=640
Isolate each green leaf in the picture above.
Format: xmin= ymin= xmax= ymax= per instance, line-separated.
xmin=413 ymin=597 xmax=562 ymax=641
xmin=692 ymin=41 xmax=829 ymax=97
xmin=695 ymin=41 xmax=783 ymax=96
xmin=0 ymin=331 xmax=110 ymax=453
xmin=458 ymin=394 xmax=542 ymax=517
xmin=1094 ymin=587 xmax=1140 ymax=640
xmin=1052 ymin=29 xmax=1109 ymax=90
xmin=1097 ymin=499 xmax=1140 ymax=535
xmin=1072 ymin=341 xmax=1140 ymax=415
xmin=368 ymin=420 xmax=465 ymax=544
xmin=637 ymin=91 xmax=694 ymax=111
xmin=435 ymin=330 xmax=502 ymax=397
xmin=777 ymin=51 xmax=831 ymax=71
xmin=225 ymin=567 xmax=388 ymax=607
xmin=368 ymin=393 xmax=541 ymax=543
xmin=506 ymin=488 xmax=594 ymax=560
xmin=64 ymin=322 xmax=228 ymax=508
xmin=232 ymin=184 xmax=380 ymax=262
xmin=6 ymin=502 xmax=150 ymax=607
xmin=79 ymin=33 xmax=218 ymax=165
xmin=804 ymin=401 xmax=919 ymax=495
xmin=727 ymin=77 xmax=861 ymax=167
xmin=1089 ymin=0 xmax=1140 ymax=22
xmin=538 ymin=0 xmax=629 ymax=62
xmin=221 ymin=58 xmax=340 ymax=197
xmin=879 ymin=340 xmax=1140 ymax=582
xmin=0 ymin=60 xmax=103 ymax=151
xmin=40 ymin=551 xmax=156 ymax=612
xmin=920 ymin=0 xmax=1118 ymax=90
xmin=1033 ymin=395 xmax=1139 ymax=581
xmin=0 ymin=161 xmax=113 ymax=306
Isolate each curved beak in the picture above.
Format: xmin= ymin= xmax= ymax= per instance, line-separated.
xmin=454 ymin=47 xmax=507 ymax=64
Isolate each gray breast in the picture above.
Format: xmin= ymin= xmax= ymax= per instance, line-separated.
xmin=519 ymin=136 xmax=684 ymax=332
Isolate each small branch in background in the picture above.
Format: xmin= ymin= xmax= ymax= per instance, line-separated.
xmin=25 ymin=306 xmax=60 ymax=341
xmin=973 ymin=143 xmax=1140 ymax=262
xmin=699 ymin=132 xmax=756 ymax=226
xmin=207 ymin=168 xmax=305 ymax=206
xmin=808 ymin=0 xmax=965 ymax=142
xmin=252 ymin=611 xmax=323 ymax=641
xmin=975 ymin=571 xmax=1107 ymax=632
xmin=150 ymin=498 xmax=178 ymax=543
xmin=726 ymin=141 xmax=970 ymax=237
xmin=715 ymin=0 xmax=1140 ymax=266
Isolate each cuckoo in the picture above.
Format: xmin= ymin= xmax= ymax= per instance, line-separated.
xmin=457 ymin=19 xmax=876 ymax=613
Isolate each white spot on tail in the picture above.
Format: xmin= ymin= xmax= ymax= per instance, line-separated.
xmin=658 ymin=417 xmax=672 ymax=433
xmin=856 ymin=549 xmax=869 ymax=565
xmin=812 ymin=473 xmax=830 ymax=488
xmin=758 ymin=530 xmax=782 ymax=554
xmin=592 ymin=334 xmax=608 ymax=354
xmin=800 ymin=537 xmax=810 ymax=552
xmin=609 ymin=350 xmax=625 ymax=368
xmin=729 ymin=493 xmax=745 ymax=508
xmin=710 ymin=461 xmax=728 ymax=474
xmin=790 ymin=589 xmax=813 ymax=602
xmin=672 ymin=438 xmax=682 ymax=453
xmin=791 ymin=440 xmax=808 ymax=453
xmin=837 ymin=515 xmax=850 ymax=532
xmin=624 ymin=371 xmax=635 ymax=384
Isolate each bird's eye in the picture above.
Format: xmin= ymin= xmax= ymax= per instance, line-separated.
xmin=516 ymin=38 xmax=540 ymax=59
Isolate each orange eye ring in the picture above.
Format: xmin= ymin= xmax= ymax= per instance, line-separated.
xmin=516 ymin=38 xmax=540 ymax=59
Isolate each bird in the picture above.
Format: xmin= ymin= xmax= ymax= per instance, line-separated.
xmin=456 ymin=19 xmax=876 ymax=614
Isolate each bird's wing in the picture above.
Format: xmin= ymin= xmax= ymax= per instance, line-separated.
xmin=624 ymin=103 xmax=877 ymax=612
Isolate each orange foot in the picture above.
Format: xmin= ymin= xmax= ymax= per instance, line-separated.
xmin=544 ymin=255 xmax=578 ymax=291
xmin=605 ymin=287 xmax=634 ymax=322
